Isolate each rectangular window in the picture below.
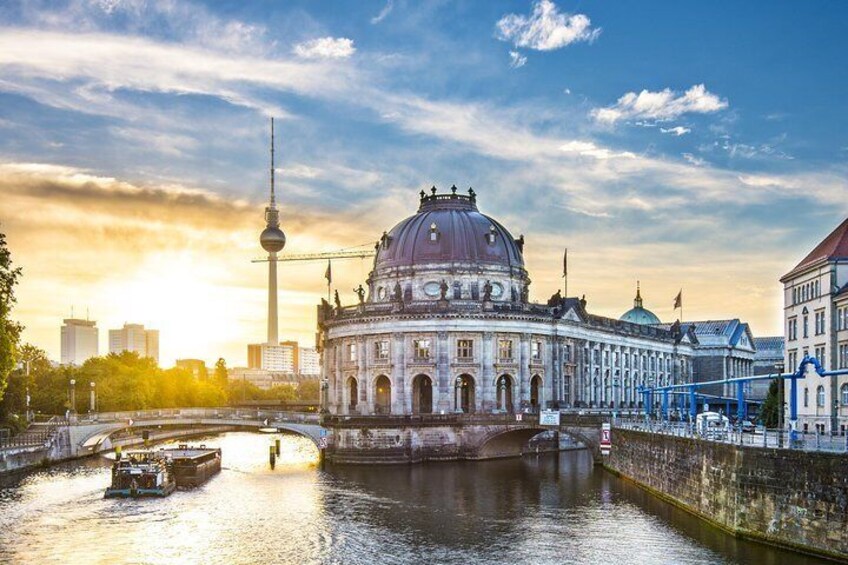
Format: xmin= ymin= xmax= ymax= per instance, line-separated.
xmin=803 ymin=316 xmax=809 ymax=339
xmin=815 ymin=345 xmax=825 ymax=368
xmin=498 ymin=339 xmax=513 ymax=361
xmin=532 ymin=341 xmax=542 ymax=360
xmin=457 ymin=339 xmax=474 ymax=359
xmin=374 ymin=340 xmax=389 ymax=360
xmin=347 ymin=343 xmax=357 ymax=362
xmin=414 ymin=339 xmax=431 ymax=360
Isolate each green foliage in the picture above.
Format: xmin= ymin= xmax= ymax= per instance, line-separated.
xmin=760 ymin=378 xmax=781 ymax=428
xmin=296 ymin=379 xmax=320 ymax=402
xmin=0 ymin=228 xmax=23 ymax=404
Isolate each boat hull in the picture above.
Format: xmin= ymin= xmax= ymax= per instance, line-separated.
xmin=104 ymin=482 xmax=177 ymax=498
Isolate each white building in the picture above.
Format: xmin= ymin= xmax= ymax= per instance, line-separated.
xmin=299 ymin=346 xmax=320 ymax=376
xmin=60 ymin=318 xmax=98 ymax=365
xmin=781 ymin=217 xmax=848 ymax=435
xmin=109 ymin=323 xmax=159 ymax=364
xmin=247 ymin=340 xmax=297 ymax=372
xmin=318 ymin=188 xmax=697 ymax=416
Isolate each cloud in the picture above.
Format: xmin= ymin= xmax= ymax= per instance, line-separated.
xmin=592 ymin=84 xmax=728 ymax=125
xmin=660 ymin=126 xmax=691 ymax=136
xmin=559 ymin=140 xmax=636 ymax=160
xmin=682 ymin=153 xmax=706 ymax=166
xmin=496 ymin=0 xmax=600 ymax=51
xmin=371 ymin=0 xmax=394 ymax=24
xmin=509 ymin=51 xmax=527 ymax=69
xmin=293 ymin=37 xmax=356 ymax=59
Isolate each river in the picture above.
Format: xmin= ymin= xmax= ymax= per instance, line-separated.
xmin=0 ymin=432 xmax=829 ymax=564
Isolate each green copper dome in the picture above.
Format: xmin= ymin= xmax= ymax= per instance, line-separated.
xmin=620 ymin=282 xmax=661 ymax=325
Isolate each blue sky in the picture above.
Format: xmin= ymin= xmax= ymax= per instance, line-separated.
xmin=0 ymin=0 xmax=846 ymax=365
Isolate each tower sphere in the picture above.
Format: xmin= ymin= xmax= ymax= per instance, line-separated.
xmin=260 ymin=226 xmax=286 ymax=252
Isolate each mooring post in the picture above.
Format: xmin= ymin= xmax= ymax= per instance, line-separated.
xmin=275 ymin=438 xmax=281 ymax=456
xmin=269 ymin=445 xmax=276 ymax=469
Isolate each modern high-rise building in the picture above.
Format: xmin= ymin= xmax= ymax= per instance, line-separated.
xmin=247 ymin=340 xmax=298 ymax=373
xmin=109 ymin=323 xmax=159 ymax=364
xmin=60 ymin=318 xmax=99 ymax=365
xmin=299 ymin=346 xmax=320 ymax=376
xmin=781 ymin=217 xmax=848 ymax=434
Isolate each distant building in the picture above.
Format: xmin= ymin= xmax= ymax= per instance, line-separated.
xmin=752 ymin=337 xmax=785 ymax=398
xmin=109 ymin=323 xmax=159 ymax=364
xmin=60 ymin=318 xmax=98 ymax=365
xmin=228 ymin=367 xmax=301 ymax=391
xmin=176 ymin=358 xmax=207 ymax=379
xmin=781 ymin=217 xmax=848 ymax=434
xmin=654 ymin=319 xmax=757 ymax=401
xmin=247 ymin=340 xmax=303 ymax=373
xmin=298 ymin=346 xmax=320 ymax=376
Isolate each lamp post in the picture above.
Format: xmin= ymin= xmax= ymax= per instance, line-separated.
xmin=775 ymin=362 xmax=785 ymax=447
xmin=69 ymin=379 xmax=76 ymax=419
xmin=90 ymin=381 xmax=96 ymax=414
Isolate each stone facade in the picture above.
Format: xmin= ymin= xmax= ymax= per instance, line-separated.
xmin=318 ymin=189 xmax=696 ymax=417
xmin=605 ymin=427 xmax=848 ymax=561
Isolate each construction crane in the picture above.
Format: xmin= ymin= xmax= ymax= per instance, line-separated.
xmin=251 ymin=244 xmax=376 ymax=263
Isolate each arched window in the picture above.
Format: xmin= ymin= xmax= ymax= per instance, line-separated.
xmin=816 ymin=385 xmax=825 ymax=408
xmin=841 ymin=383 xmax=848 ymax=406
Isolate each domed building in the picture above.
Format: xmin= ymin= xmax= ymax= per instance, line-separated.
xmin=620 ymin=283 xmax=661 ymax=325
xmin=318 ymin=187 xmax=697 ymax=417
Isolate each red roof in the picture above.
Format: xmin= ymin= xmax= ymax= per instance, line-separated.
xmin=782 ymin=217 xmax=848 ymax=280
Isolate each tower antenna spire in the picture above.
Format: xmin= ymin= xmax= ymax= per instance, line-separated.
xmin=270 ymin=117 xmax=276 ymax=206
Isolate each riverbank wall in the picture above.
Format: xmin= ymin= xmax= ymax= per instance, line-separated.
xmin=604 ymin=427 xmax=848 ymax=562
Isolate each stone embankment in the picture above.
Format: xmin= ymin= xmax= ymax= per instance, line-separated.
xmin=604 ymin=427 xmax=848 ymax=562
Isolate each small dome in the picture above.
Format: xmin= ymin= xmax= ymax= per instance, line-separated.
xmin=373 ymin=187 xmax=524 ymax=273
xmin=620 ymin=282 xmax=660 ymax=325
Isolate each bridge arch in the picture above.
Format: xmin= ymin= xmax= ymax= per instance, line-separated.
xmin=474 ymin=424 xmax=600 ymax=461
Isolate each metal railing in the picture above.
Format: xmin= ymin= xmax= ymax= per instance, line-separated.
xmin=70 ymin=407 xmax=320 ymax=425
xmin=0 ymin=417 xmax=61 ymax=451
xmin=615 ymin=418 xmax=848 ymax=453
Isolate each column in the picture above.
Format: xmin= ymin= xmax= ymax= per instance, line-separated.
xmin=391 ymin=333 xmax=406 ymax=413
xmin=519 ymin=333 xmax=531 ymax=407
xmin=437 ymin=331 xmax=450 ymax=412
xmin=482 ymin=332 xmax=494 ymax=411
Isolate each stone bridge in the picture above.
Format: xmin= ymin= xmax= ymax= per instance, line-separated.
xmin=322 ymin=412 xmax=608 ymax=465
xmin=67 ymin=408 xmax=326 ymax=457
xmin=58 ymin=408 xmax=610 ymax=465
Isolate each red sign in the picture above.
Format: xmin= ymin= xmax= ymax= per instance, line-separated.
xmin=600 ymin=423 xmax=611 ymax=456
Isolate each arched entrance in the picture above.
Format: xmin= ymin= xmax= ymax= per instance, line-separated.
xmin=496 ymin=374 xmax=514 ymax=412
xmin=375 ymin=375 xmax=391 ymax=414
xmin=530 ymin=374 xmax=542 ymax=411
xmin=347 ymin=377 xmax=358 ymax=413
xmin=455 ymin=374 xmax=476 ymax=413
xmin=412 ymin=374 xmax=433 ymax=414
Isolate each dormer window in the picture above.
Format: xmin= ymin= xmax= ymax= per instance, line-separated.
xmin=429 ymin=222 xmax=439 ymax=242
xmin=486 ymin=225 xmax=497 ymax=245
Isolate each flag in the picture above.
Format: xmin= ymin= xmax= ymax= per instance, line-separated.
xmin=563 ymin=248 xmax=568 ymax=277
xmin=325 ymin=260 xmax=332 ymax=284
xmin=673 ymin=290 xmax=682 ymax=309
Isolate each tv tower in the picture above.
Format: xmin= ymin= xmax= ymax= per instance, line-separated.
xmin=259 ymin=118 xmax=286 ymax=344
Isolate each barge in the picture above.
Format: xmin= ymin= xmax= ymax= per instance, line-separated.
xmin=162 ymin=444 xmax=222 ymax=487
xmin=104 ymin=445 xmax=221 ymax=498
xmin=105 ymin=451 xmax=176 ymax=498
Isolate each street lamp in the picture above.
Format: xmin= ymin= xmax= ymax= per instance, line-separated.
xmin=90 ymin=381 xmax=96 ymax=414
xmin=69 ymin=379 xmax=76 ymax=419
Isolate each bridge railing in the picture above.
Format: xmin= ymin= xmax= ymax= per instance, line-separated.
xmin=614 ymin=418 xmax=848 ymax=454
xmin=71 ymin=407 xmax=320 ymax=425
xmin=0 ymin=417 xmax=62 ymax=452
xmin=322 ymin=412 xmax=541 ymax=427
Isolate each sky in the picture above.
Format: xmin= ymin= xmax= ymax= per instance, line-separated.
xmin=1 ymin=0 xmax=847 ymax=367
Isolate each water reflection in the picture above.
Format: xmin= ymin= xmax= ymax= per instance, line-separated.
xmin=0 ymin=432 xmax=831 ymax=565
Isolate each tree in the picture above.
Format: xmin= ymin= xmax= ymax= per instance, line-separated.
xmin=296 ymin=379 xmax=320 ymax=402
xmin=214 ymin=358 xmax=228 ymax=387
xmin=0 ymin=228 xmax=22 ymax=404
xmin=760 ymin=378 xmax=781 ymax=428
xmin=0 ymin=344 xmax=50 ymax=423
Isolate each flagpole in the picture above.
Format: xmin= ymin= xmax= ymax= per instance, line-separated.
xmin=563 ymin=248 xmax=568 ymax=298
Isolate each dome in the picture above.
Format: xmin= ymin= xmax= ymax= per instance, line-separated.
xmin=620 ymin=283 xmax=661 ymax=325
xmin=373 ymin=187 xmax=525 ymax=272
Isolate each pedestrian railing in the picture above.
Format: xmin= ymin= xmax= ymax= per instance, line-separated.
xmin=70 ymin=407 xmax=320 ymax=426
xmin=614 ymin=418 xmax=848 ymax=453
xmin=0 ymin=416 xmax=61 ymax=452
